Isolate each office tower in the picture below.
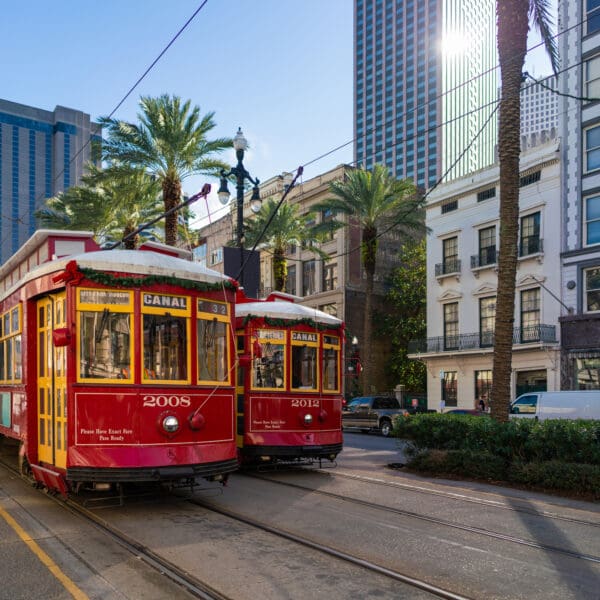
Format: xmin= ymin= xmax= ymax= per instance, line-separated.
xmin=354 ymin=0 xmax=498 ymax=189
xmin=0 ymin=99 xmax=100 ymax=264
xmin=520 ymin=75 xmax=558 ymax=138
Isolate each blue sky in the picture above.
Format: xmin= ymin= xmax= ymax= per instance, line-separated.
xmin=2 ymin=0 xmax=353 ymax=225
xmin=2 ymin=1 xmax=554 ymax=228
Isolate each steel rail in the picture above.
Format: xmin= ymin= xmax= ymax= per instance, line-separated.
xmin=249 ymin=472 xmax=600 ymax=564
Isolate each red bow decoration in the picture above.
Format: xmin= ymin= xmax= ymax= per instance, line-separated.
xmin=52 ymin=260 xmax=84 ymax=285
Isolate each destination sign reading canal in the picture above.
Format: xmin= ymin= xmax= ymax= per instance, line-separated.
xmin=143 ymin=294 xmax=187 ymax=309
xmin=291 ymin=332 xmax=318 ymax=343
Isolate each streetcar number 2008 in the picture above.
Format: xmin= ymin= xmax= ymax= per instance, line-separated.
xmin=143 ymin=395 xmax=191 ymax=408
xmin=291 ymin=399 xmax=320 ymax=408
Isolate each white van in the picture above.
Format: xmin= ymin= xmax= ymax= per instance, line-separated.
xmin=509 ymin=391 xmax=600 ymax=420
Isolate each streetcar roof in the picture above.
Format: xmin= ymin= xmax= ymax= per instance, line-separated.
xmin=235 ymin=300 xmax=342 ymax=326
xmin=2 ymin=249 xmax=231 ymax=299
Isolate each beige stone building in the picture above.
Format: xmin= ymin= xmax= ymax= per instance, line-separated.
xmin=195 ymin=163 xmax=413 ymax=396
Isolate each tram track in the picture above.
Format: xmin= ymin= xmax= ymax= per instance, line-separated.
xmin=318 ymin=466 xmax=600 ymax=528
xmin=248 ymin=471 xmax=600 ymax=565
xmin=185 ymin=493 xmax=473 ymax=600
xmin=0 ymin=454 xmax=233 ymax=600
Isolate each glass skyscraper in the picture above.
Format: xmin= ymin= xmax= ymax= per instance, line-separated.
xmin=354 ymin=0 xmax=498 ymax=190
xmin=0 ymin=99 xmax=101 ymax=264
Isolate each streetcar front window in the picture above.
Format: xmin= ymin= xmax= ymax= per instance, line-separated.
xmin=79 ymin=311 xmax=131 ymax=380
xmin=143 ymin=315 xmax=188 ymax=381
xmin=198 ymin=318 xmax=228 ymax=382
xmin=322 ymin=347 xmax=339 ymax=391
xmin=291 ymin=345 xmax=317 ymax=390
xmin=253 ymin=344 xmax=285 ymax=389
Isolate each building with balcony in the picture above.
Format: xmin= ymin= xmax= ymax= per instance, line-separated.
xmin=557 ymin=0 xmax=600 ymax=390
xmin=409 ymin=135 xmax=562 ymax=410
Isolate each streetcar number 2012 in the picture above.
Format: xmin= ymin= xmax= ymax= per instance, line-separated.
xmin=291 ymin=399 xmax=320 ymax=408
xmin=143 ymin=395 xmax=191 ymax=408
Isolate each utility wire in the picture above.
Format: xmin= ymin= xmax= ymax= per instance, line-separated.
xmin=0 ymin=1 xmax=210 ymax=255
xmin=2 ymin=8 xmax=589 ymax=257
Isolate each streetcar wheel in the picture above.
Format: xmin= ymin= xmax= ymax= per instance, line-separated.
xmin=380 ymin=420 xmax=392 ymax=437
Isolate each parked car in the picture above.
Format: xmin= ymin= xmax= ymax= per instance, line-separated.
xmin=510 ymin=390 xmax=600 ymax=420
xmin=342 ymin=396 xmax=409 ymax=436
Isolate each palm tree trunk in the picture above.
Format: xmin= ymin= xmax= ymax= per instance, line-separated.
xmin=362 ymin=227 xmax=377 ymax=395
xmin=491 ymin=0 xmax=529 ymax=422
xmin=273 ymin=247 xmax=287 ymax=292
xmin=163 ymin=175 xmax=182 ymax=247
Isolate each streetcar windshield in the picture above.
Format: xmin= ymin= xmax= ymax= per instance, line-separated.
xmin=198 ymin=318 xmax=228 ymax=382
xmin=143 ymin=314 xmax=188 ymax=381
xmin=79 ymin=310 xmax=131 ymax=380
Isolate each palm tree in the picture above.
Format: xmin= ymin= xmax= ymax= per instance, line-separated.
xmin=36 ymin=165 xmax=162 ymax=248
xmin=313 ymin=164 xmax=424 ymax=395
xmin=99 ymin=94 xmax=231 ymax=246
xmin=242 ymin=197 xmax=329 ymax=292
xmin=491 ymin=0 xmax=558 ymax=421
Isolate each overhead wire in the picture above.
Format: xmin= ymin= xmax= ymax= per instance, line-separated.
xmin=2 ymin=8 xmax=590 ymax=261
xmin=0 ymin=0 xmax=210 ymax=256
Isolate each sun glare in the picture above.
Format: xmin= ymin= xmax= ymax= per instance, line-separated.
xmin=441 ymin=31 xmax=470 ymax=56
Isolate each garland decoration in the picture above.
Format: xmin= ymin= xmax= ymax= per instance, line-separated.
xmin=53 ymin=260 xmax=236 ymax=292
xmin=242 ymin=313 xmax=344 ymax=331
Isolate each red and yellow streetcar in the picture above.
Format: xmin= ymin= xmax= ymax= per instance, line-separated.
xmin=0 ymin=230 xmax=238 ymax=495
xmin=235 ymin=291 xmax=344 ymax=465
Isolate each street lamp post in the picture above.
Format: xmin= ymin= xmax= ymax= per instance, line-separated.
xmin=217 ymin=128 xmax=261 ymax=287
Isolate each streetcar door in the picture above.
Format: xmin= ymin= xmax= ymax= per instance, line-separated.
xmin=37 ymin=293 xmax=68 ymax=469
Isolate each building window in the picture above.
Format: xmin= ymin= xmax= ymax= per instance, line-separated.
xmin=321 ymin=208 xmax=336 ymax=241
xmin=520 ymin=288 xmax=540 ymax=342
xmin=585 ymin=195 xmax=600 ymax=246
xmin=519 ymin=170 xmax=541 ymax=187
xmin=478 ymin=226 xmax=496 ymax=266
xmin=442 ymin=236 xmax=459 ymax=274
xmin=322 ymin=262 xmax=338 ymax=291
xmin=477 ymin=187 xmax=496 ymax=202
xmin=575 ymin=357 xmax=600 ymax=389
xmin=584 ymin=267 xmax=600 ymax=312
xmin=474 ymin=370 xmax=492 ymax=407
xmin=584 ymin=124 xmax=600 ymax=173
xmin=443 ymin=302 xmax=459 ymax=350
xmin=441 ymin=371 xmax=457 ymax=407
xmin=520 ymin=212 xmax=541 ymax=255
xmin=302 ymin=260 xmax=316 ymax=296
xmin=585 ymin=54 xmax=600 ymax=102
xmin=286 ymin=265 xmax=297 ymax=296
xmin=479 ymin=297 xmax=496 ymax=347
xmin=210 ymin=247 xmax=223 ymax=266
xmin=441 ymin=199 xmax=458 ymax=214
xmin=587 ymin=0 xmax=600 ymax=34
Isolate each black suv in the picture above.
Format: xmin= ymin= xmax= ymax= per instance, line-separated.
xmin=342 ymin=396 xmax=408 ymax=437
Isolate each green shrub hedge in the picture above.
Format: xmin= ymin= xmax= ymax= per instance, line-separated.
xmin=394 ymin=415 xmax=600 ymax=500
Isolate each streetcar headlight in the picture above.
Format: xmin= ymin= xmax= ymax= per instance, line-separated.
xmin=162 ymin=415 xmax=180 ymax=433
xmin=303 ymin=414 xmax=313 ymax=426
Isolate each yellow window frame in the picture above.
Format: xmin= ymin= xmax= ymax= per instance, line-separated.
xmin=251 ymin=328 xmax=286 ymax=391
xmin=322 ymin=334 xmax=341 ymax=393
xmin=290 ymin=330 xmax=320 ymax=392
xmin=141 ymin=293 xmax=191 ymax=384
xmin=76 ymin=288 xmax=134 ymax=383
xmin=197 ymin=299 xmax=231 ymax=386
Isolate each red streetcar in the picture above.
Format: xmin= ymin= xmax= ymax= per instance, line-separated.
xmin=235 ymin=291 xmax=344 ymax=465
xmin=0 ymin=231 xmax=238 ymax=495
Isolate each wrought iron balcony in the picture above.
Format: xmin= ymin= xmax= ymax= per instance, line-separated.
xmin=435 ymin=258 xmax=461 ymax=277
xmin=471 ymin=247 xmax=498 ymax=269
xmin=519 ymin=237 xmax=543 ymax=257
xmin=408 ymin=324 xmax=557 ymax=354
